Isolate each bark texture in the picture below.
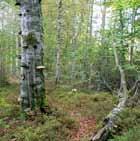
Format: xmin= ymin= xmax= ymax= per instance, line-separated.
xmin=16 ymin=0 xmax=45 ymax=111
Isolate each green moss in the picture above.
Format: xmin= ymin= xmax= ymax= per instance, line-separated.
xmin=1 ymin=114 xmax=77 ymax=141
xmin=50 ymin=88 xmax=117 ymax=121
xmin=0 ymin=98 xmax=10 ymax=107
xmin=0 ymin=85 xmax=122 ymax=141
xmin=0 ymin=85 xmax=20 ymax=118
xmin=23 ymin=32 xmax=37 ymax=45
xmin=0 ymin=85 xmax=16 ymax=108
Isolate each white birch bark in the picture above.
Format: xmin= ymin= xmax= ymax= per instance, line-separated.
xmin=16 ymin=0 xmax=45 ymax=111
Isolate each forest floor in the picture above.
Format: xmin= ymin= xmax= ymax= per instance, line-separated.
xmin=0 ymin=81 xmax=140 ymax=141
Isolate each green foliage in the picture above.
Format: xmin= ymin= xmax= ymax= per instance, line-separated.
xmin=123 ymin=64 xmax=138 ymax=88
xmin=109 ymin=127 xmax=140 ymax=141
xmin=0 ymin=84 xmax=140 ymax=141
xmin=110 ymin=0 xmax=140 ymax=9
xmin=0 ymin=119 xmax=10 ymax=128
xmin=0 ymin=87 xmax=13 ymax=108
xmin=10 ymin=115 xmax=76 ymax=141
xmin=49 ymin=87 xmax=117 ymax=121
xmin=0 ymin=85 xmax=117 ymax=141
xmin=0 ymin=85 xmax=20 ymax=118
xmin=116 ymin=106 xmax=140 ymax=131
xmin=1 ymin=0 xmax=140 ymax=92
xmin=0 ymin=0 xmax=140 ymax=140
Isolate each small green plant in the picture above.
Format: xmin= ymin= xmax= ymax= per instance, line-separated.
xmin=0 ymin=119 xmax=10 ymax=128
xmin=116 ymin=106 xmax=140 ymax=131
xmin=12 ymin=115 xmax=76 ymax=141
xmin=109 ymin=127 xmax=140 ymax=141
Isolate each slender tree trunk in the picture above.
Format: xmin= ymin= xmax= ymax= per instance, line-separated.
xmin=113 ymin=43 xmax=128 ymax=99
xmin=11 ymin=35 xmax=16 ymax=75
xmin=71 ymin=0 xmax=78 ymax=81
xmin=119 ymin=9 xmax=125 ymax=63
xmin=0 ymin=12 xmax=7 ymax=86
xmin=55 ymin=0 xmax=63 ymax=84
xmin=83 ymin=0 xmax=94 ymax=81
xmin=16 ymin=36 xmax=20 ymax=76
xmin=16 ymin=0 xmax=46 ymax=112
xmin=88 ymin=0 xmax=94 ymax=86
xmin=129 ymin=8 xmax=136 ymax=64
xmin=71 ymin=32 xmax=77 ymax=81
xmin=101 ymin=0 xmax=106 ymax=45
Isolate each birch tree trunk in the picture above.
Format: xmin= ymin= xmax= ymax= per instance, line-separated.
xmin=71 ymin=0 xmax=78 ymax=81
xmin=119 ymin=9 xmax=125 ymax=63
xmin=55 ymin=0 xmax=63 ymax=84
xmin=129 ymin=8 xmax=136 ymax=64
xmin=0 ymin=11 xmax=7 ymax=86
xmin=101 ymin=0 xmax=106 ymax=45
xmin=88 ymin=0 xmax=94 ymax=86
xmin=16 ymin=0 xmax=46 ymax=112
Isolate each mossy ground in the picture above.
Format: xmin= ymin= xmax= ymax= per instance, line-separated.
xmin=0 ymin=84 xmax=139 ymax=141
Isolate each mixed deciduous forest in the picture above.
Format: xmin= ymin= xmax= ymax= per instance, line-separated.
xmin=0 ymin=0 xmax=140 ymax=141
